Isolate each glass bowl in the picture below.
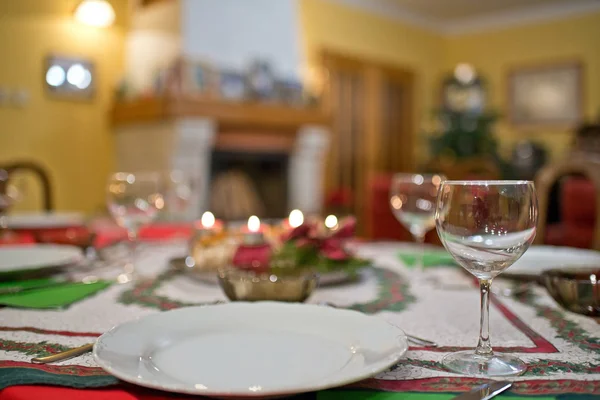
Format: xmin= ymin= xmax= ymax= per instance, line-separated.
xmin=541 ymin=268 xmax=599 ymax=316
xmin=217 ymin=267 xmax=319 ymax=302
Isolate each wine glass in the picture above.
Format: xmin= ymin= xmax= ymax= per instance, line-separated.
xmin=434 ymin=180 xmax=537 ymax=376
xmin=390 ymin=173 xmax=445 ymax=273
xmin=159 ymin=170 xmax=193 ymax=221
xmin=107 ymin=172 xmax=163 ymax=283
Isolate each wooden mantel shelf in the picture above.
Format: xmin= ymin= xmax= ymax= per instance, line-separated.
xmin=111 ymin=97 xmax=331 ymax=130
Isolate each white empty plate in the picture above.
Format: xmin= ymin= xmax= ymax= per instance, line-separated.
xmin=6 ymin=212 xmax=85 ymax=229
xmin=0 ymin=244 xmax=84 ymax=274
xmin=506 ymin=245 xmax=600 ymax=278
xmin=94 ymin=302 xmax=407 ymax=398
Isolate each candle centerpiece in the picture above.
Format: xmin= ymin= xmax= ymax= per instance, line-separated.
xmin=271 ymin=215 xmax=367 ymax=279
xmin=232 ymin=216 xmax=272 ymax=273
xmin=189 ymin=211 xmax=235 ymax=272
xmin=218 ymin=214 xmax=368 ymax=303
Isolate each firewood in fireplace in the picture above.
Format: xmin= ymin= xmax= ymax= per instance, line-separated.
xmin=210 ymin=170 xmax=265 ymax=221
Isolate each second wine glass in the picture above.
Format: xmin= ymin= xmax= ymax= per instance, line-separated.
xmin=107 ymin=172 xmax=163 ymax=283
xmin=389 ymin=173 xmax=445 ymax=273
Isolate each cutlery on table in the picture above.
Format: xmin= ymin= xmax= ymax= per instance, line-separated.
xmin=318 ymin=302 xmax=438 ymax=347
xmin=452 ymin=381 xmax=512 ymax=400
xmin=31 ymin=343 xmax=94 ymax=364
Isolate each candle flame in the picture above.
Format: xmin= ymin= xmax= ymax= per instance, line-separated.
xmin=248 ymin=215 xmax=260 ymax=232
xmin=288 ymin=209 xmax=304 ymax=228
xmin=201 ymin=211 xmax=215 ymax=228
xmin=325 ymin=215 xmax=338 ymax=229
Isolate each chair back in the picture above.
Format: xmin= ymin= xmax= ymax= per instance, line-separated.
xmin=0 ymin=161 xmax=54 ymax=211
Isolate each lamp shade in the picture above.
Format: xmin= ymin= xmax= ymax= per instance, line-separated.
xmin=74 ymin=0 xmax=115 ymax=27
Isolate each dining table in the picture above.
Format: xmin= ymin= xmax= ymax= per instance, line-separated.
xmin=0 ymin=223 xmax=599 ymax=400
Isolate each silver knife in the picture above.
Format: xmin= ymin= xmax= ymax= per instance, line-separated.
xmin=453 ymin=381 xmax=513 ymax=400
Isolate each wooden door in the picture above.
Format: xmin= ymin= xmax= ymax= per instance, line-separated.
xmin=322 ymin=52 xmax=414 ymax=232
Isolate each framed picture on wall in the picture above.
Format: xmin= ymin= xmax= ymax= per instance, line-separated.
xmin=508 ymin=61 xmax=583 ymax=127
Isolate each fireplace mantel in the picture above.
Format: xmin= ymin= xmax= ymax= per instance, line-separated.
xmin=112 ymin=97 xmax=330 ymax=130
xmin=112 ymin=97 xmax=331 ymax=219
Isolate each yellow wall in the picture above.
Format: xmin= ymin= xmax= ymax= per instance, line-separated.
xmin=299 ymin=0 xmax=445 ymax=162
xmin=0 ymin=0 xmax=127 ymax=213
xmin=445 ymin=12 xmax=600 ymax=160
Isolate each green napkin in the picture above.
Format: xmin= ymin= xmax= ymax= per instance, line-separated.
xmin=398 ymin=250 xmax=456 ymax=268
xmin=0 ymin=280 xmax=111 ymax=309
xmin=318 ymin=391 xmax=555 ymax=400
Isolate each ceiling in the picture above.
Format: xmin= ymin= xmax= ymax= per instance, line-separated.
xmin=382 ymin=0 xmax=586 ymax=21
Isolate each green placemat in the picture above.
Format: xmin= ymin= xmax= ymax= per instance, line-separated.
xmin=0 ymin=281 xmax=111 ymax=309
xmin=398 ymin=250 xmax=456 ymax=268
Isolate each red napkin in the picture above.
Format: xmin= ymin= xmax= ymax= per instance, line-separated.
xmin=0 ymin=232 xmax=36 ymax=246
xmin=94 ymin=223 xmax=193 ymax=248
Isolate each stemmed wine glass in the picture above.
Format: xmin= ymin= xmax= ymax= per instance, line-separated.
xmin=390 ymin=173 xmax=445 ymax=273
xmin=435 ymin=180 xmax=537 ymax=376
xmin=159 ymin=170 xmax=193 ymax=221
xmin=107 ymin=172 xmax=163 ymax=283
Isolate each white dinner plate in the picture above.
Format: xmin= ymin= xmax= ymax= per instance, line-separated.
xmin=505 ymin=245 xmax=600 ymax=278
xmin=0 ymin=244 xmax=84 ymax=274
xmin=6 ymin=212 xmax=85 ymax=229
xmin=94 ymin=302 xmax=408 ymax=398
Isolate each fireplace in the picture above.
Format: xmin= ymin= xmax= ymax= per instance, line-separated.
xmin=209 ymin=150 xmax=289 ymax=220
xmin=113 ymin=99 xmax=330 ymax=221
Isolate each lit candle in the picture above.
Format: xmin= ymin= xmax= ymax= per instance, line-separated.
xmin=244 ymin=215 xmax=264 ymax=245
xmin=201 ymin=211 xmax=215 ymax=229
xmin=288 ymin=209 xmax=304 ymax=228
xmin=195 ymin=211 xmax=223 ymax=233
xmin=325 ymin=214 xmax=339 ymax=231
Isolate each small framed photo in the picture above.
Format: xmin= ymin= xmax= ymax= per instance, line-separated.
xmin=276 ymin=79 xmax=304 ymax=106
xmin=508 ymin=61 xmax=583 ymax=127
xmin=167 ymin=57 xmax=217 ymax=98
xmin=218 ymin=70 xmax=247 ymax=101
xmin=189 ymin=61 xmax=217 ymax=95
xmin=247 ymin=60 xmax=276 ymax=101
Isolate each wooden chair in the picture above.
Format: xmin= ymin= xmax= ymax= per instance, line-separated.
xmin=0 ymin=161 xmax=54 ymax=211
xmin=535 ymin=157 xmax=600 ymax=250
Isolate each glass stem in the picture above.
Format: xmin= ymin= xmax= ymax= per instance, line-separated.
xmin=475 ymin=278 xmax=493 ymax=356
xmin=413 ymin=232 xmax=426 ymax=273
xmin=126 ymin=230 xmax=138 ymax=275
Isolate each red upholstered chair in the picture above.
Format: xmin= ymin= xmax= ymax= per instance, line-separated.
xmin=535 ymin=158 xmax=600 ymax=250
xmin=365 ymin=174 xmax=440 ymax=244
xmin=545 ymin=177 xmax=597 ymax=249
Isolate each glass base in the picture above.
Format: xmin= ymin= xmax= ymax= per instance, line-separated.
xmin=117 ymin=273 xmax=134 ymax=284
xmin=442 ymin=350 xmax=527 ymax=377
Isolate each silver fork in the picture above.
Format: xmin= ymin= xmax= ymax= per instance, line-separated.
xmin=318 ymin=302 xmax=438 ymax=347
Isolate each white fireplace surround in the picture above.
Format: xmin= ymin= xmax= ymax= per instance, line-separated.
xmin=114 ymin=118 xmax=329 ymax=220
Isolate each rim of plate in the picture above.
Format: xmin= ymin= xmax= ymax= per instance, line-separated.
xmin=6 ymin=212 xmax=85 ymax=228
xmin=93 ymin=302 xmax=408 ymax=397
xmin=505 ymin=245 xmax=600 ymax=276
xmin=0 ymin=244 xmax=84 ymax=271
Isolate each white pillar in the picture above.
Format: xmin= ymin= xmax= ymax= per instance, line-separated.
xmin=172 ymin=118 xmax=216 ymax=219
xmin=289 ymin=125 xmax=329 ymax=215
